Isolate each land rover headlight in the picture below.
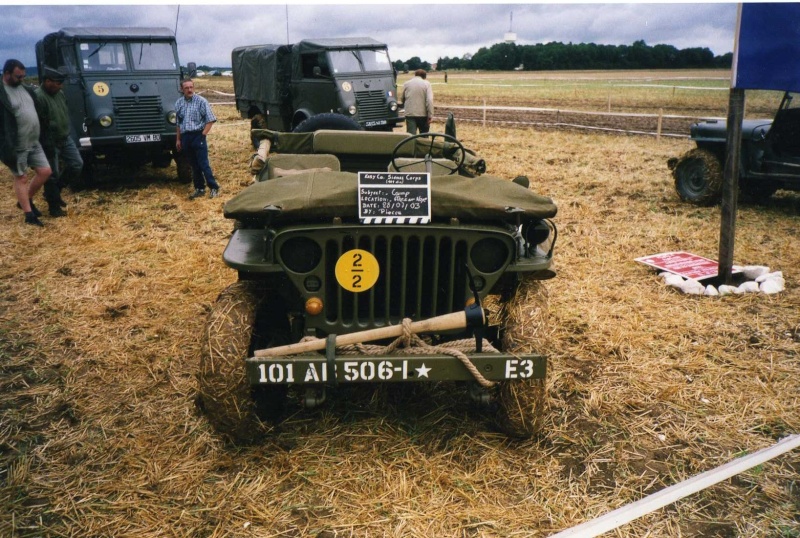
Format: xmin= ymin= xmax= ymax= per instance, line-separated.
xmin=99 ymin=115 xmax=113 ymax=128
xmin=167 ymin=111 xmax=177 ymax=124
xmin=348 ymin=105 xmax=357 ymax=116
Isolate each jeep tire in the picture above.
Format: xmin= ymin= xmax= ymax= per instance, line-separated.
xmin=673 ymin=148 xmax=723 ymax=206
xmin=198 ymin=281 xmax=287 ymax=444
xmin=494 ymin=278 xmax=549 ymax=438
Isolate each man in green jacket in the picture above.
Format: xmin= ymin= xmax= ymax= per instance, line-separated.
xmin=1 ymin=59 xmax=51 ymax=226
xmin=35 ymin=67 xmax=83 ymax=217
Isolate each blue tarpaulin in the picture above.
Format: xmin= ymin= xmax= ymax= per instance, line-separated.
xmin=733 ymin=3 xmax=800 ymax=92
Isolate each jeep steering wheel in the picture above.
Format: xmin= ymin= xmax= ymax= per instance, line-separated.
xmin=391 ymin=132 xmax=466 ymax=175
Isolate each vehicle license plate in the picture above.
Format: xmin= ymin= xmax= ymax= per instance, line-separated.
xmin=126 ymin=134 xmax=161 ymax=143
xmin=364 ymin=120 xmax=387 ymax=127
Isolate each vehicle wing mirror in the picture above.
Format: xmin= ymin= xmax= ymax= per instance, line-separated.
xmin=313 ymin=66 xmax=322 ymax=77
xmin=186 ymin=62 xmax=197 ymax=78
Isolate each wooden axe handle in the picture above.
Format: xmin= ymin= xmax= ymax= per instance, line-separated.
xmin=254 ymin=310 xmax=470 ymax=358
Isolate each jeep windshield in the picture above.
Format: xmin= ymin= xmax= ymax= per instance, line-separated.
xmin=130 ymin=42 xmax=177 ymax=70
xmin=329 ymin=48 xmax=392 ymax=74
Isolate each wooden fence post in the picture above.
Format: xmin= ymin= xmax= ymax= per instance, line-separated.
xmin=483 ymin=98 xmax=487 ymax=128
xmin=657 ymin=109 xmax=663 ymax=140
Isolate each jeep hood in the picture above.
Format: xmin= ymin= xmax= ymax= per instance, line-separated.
xmin=224 ymin=171 xmax=557 ymax=223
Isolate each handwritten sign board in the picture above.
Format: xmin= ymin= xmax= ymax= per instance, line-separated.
xmin=635 ymin=251 xmax=741 ymax=281
xmin=358 ymin=172 xmax=431 ymax=224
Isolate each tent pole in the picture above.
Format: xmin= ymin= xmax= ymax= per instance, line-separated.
xmin=718 ymin=88 xmax=745 ymax=284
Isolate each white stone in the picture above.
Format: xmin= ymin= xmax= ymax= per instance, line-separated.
xmin=663 ymin=273 xmax=685 ymax=287
xmin=760 ymin=279 xmax=785 ymax=294
xmin=756 ymin=271 xmax=783 ymax=283
xmin=704 ymin=285 xmax=719 ymax=296
xmin=739 ymin=265 xmax=770 ymax=280
xmin=737 ymin=281 xmax=761 ymax=293
xmin=718 ymin=285 xmax=738 ymax=295
xmin=679 ymin=279 xmax=705 ymax=294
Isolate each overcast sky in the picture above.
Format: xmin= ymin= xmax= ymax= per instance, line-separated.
xmin=0 ymin=3 xmax=738 ymax=69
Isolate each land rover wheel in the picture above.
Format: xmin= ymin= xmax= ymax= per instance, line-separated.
xmin=672 ymin=148 xmax=723 ymax=206
xmin=174 ymin=150 xmax=193 ymax=183
xmin=292 ymin=113 xmax=364 ymax=133
xmin=494 ymin=278 xmax=550 ymax=438
xmin=198 ymin=281 xmax=288 ymax=444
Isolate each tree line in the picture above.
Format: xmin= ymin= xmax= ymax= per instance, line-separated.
xmin=394 ymin=40 xmax=732 ymax=72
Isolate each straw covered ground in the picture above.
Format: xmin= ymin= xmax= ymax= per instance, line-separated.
xmin=1 ymin=75 xmax=799 ymax=537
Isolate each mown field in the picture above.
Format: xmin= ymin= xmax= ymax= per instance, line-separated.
xmin=1 ymin=70 xmax=799 ymax=537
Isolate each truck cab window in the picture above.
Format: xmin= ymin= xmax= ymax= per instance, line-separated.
xmin=130 ymin=42 xmax=177 ymax=70
xmin=301 ymin=53 xmax=331 ymax=78
xmin=328 ymin=51 xmax=362 ymax=74
xmin=359 ymin=49 xmax=392 ymax=72
xmin=80 ymin=41 xmax=127 ymax=71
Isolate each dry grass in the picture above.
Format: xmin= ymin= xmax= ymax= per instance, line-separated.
xmin=1 ymin=74 xmax=799 ymax=537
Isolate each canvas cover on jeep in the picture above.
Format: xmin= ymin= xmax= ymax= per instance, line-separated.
xmin=223 ymin=170 xmax=557 ymax=223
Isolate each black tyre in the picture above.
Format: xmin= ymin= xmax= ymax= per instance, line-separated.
xmin=494 ymin=278 xmax=550 ymax=439
xmin=174 ymin=150 xmax=193 ymax=184
xmin=673 ymin=148 xmax=723 ymax=206
xmin=198 ymin=281 xmax=288 ymax=444
xmin=292 ymin=113 xmax=364 ymax=133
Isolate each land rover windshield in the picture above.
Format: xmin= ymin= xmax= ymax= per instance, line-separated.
xmin=329 ymin=48 xmax=391 ymax=74
xmin=79 ymin=40 xmax=177 ymax=71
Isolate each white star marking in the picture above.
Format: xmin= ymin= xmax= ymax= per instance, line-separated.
xmin=415 ymin=363 xmax=431 ymax=378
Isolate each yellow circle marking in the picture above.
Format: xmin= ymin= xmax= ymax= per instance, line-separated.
xmin=335 ymin=249 xmax=379 ymax=293
xmin=341 ymin=81 xmax=352 ymax=92
xmin=93 ymin=82 xmax=110 ymax=96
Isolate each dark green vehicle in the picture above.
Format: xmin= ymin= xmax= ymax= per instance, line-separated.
xmin=232 ymin=38 xmax=403 ymax=132
xmin=35 ymin=27 xmax=193 ymax=184
xmin=669 ymin=91 xmax=800 ymax=205
xmin=198 ymin=122 xmax=557 ymax=442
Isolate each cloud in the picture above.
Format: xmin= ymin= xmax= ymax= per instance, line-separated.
xmin=0 ymin=3 xmax=736 ymax=69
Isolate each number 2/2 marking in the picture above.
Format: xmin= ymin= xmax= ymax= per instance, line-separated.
xmin=335 ymin=249 xmax=379 ymax=293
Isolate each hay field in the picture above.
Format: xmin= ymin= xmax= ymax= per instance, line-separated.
xmin=2 ymin=73 xmax=800 ymax=537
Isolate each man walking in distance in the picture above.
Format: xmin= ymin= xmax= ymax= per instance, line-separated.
xmin=175 ymin=78 xmax=220 ymax=199
xmin=401 ymin=69 xmax=434 ymax=135
xmin=36 ymin=67 xmax=83 ymax=217
xmin=0 ymin=59 xmax=51 ymax=226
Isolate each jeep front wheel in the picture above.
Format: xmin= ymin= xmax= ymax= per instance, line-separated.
xmin=198 ymin=281 xmax=287 ymax=444
xmin=672 ymin=148 xmax=723 ymax=206
xmin=494 ymin=278 xmax=550 ymax=438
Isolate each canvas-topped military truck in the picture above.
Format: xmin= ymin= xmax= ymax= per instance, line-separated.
xmin=669 ymin=91 xmax=800 ymax=205
xmin=197 ymin=120 xmax=558 ymax=443
xmin=35 ymin=27 xmax=193 ymax=184
xmin=232 ymin=38 xmax=403 ymax=133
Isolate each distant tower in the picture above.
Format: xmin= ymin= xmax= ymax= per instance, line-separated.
xmin=504 ymin=11 xmax=517 ymax=42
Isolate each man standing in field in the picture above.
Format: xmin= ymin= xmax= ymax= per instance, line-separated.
xmin=401 ymin=69 xmax=434 ymax=135
xmin=35 ymin=67 xmax=83 ymax=217
xmin=0 ymin=59 xmax=51 ymax=226
xmin=175 ymin=78 xmax=220 ymax=199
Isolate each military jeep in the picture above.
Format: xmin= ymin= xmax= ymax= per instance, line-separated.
xmin=669 ymin=91 xmax=800 ymax=205
xmin=198 ymin=121 xmax=558 ymax=443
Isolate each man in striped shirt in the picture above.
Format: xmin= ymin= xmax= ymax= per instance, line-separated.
xmin=175 ymin=79 xmax=220 ymax=199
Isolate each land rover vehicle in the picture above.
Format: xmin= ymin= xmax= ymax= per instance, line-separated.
xmin=198 ymin=122 xmax=557 ymax=443
xmin=669 ymin=91 xmax=800 ymax=205
xmin=35 ymin=27 xmax=193 ymax=184
xmin=232 ymin=38 xmax=403 ymax=133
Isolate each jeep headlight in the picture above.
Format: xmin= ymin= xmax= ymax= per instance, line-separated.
xmin=99 ymin=115 xmax=113 ymax=128
xmin=348 ymin=105 xmax=357 ymax=116
xmin=167 ymin=111 xmax=177 ymax=124
xmin=470 ymin=237 xmax=510 ymax=274
xmin=280 ymin=237 xmax=322 ymax=273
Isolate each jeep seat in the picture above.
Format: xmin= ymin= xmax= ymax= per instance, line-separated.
xmin=259 ymin=153 xmax=341 ymax=182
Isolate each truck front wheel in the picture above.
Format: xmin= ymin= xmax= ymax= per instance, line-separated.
xmin=672 ymin=148 xmax=723 ymax=206
xmin=494 ymin=278 xmax=550 ymax=439
xmin=198 ymin=281 xmax=288 ymax=444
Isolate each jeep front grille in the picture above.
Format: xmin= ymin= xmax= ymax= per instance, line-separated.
xmin=355 ymin=90 xmax=388 ymax=123
xmin=112 ymin=96 xmax=165 ymax=133
xmin=274 ymin=226 xmax=515 ymax=333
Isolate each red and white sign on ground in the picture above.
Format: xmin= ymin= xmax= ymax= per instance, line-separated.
xmin=635 ymin=251 xmax=740 ymax=281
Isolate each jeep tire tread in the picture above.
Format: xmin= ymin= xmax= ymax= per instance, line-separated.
xmin=673 ymin=148 xmax=724 ymax=206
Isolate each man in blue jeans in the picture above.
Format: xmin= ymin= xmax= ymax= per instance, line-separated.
xmin=175 ymin=79 xmax=220 ymax=199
